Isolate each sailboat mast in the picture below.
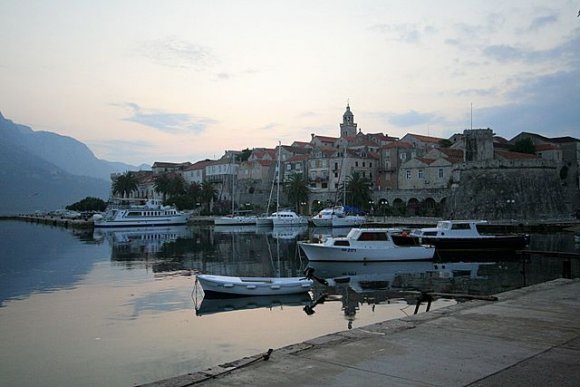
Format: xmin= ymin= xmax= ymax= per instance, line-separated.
xmin=231 ymin=153 xmax=235 ymax=215
xmin=276 ymin=141 xmax=281 ymax=213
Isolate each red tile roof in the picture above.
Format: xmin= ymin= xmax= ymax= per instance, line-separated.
xmin=535 ymin=143 xmax=560 ymax=151
xmin=406 ymin=133 xmax=443 ymax=143
xmin=495 ymin=149 xmax=539 ymax=160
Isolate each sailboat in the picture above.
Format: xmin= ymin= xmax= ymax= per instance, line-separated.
xmin=268 ymin=143 xmax=308 ymax=226
xmin=214 ymin=154 xmax=257 ymax=226
xmin=255 ymin=144 xmax=279 ymax=227
xmin=310 ymin=147 xmax=365 ymax=228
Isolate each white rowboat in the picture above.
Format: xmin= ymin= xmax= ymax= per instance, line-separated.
xmin=197 ymin=274 xmax=313 ymax=297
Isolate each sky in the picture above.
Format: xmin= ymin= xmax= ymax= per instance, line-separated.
xmin=1 ymin=0 xmax=579 ymax=166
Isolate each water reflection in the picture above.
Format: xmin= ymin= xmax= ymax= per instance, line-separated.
xmin=194 ymin=293 xmax=312 ymax=316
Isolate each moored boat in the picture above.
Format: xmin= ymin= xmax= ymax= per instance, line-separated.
xmin=93 ymin=199 xmax=189 ymax=228
xmin=410 ymin=220 xmax=529 ymax=252
xmin=271 ymin=210 xmax=309 ymax=226
xmin=214 ymin=213 xmax=257 ymax=226
xmin=196 ymin=274 xmax=313 ymax=298
xmin=298 ymin=227 xmax=435 ymax=262
xmin=310 ymin=206 xmax=366 ymax=228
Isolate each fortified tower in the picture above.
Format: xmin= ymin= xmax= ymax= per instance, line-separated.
xmin=464 ymin=129 xmax=494 ymax=162
xmin=340 ymin=104 xmax=357 ymax=138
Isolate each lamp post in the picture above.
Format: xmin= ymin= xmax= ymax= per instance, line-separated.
xmin=506 ymin=199 xmax=515 ymax=222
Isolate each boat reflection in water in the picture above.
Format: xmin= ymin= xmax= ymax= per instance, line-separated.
xmin=94 ymin=225 xmax=189 ymax=260
xmin=305 ymin=260 xmax=494 ymax=329
xmin=194 ymin=292 xmax=312 ymax=316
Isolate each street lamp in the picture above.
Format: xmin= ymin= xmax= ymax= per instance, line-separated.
xmin=506 ymin=199 xmax=515 ymax=221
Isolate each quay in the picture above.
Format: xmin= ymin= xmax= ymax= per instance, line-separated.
xmin=144 ymin=278 xmax=580 ymax=386
xmin=2 ymin=214 xmax=579 ymax=231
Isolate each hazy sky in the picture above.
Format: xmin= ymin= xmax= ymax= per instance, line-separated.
xmin=1 ymin=1 xmax=579 ymax=165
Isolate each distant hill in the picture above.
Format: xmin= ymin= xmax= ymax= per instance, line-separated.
xmin=0 ymin=112 xmax=147 ymax=214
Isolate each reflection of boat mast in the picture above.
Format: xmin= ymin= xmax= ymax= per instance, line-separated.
xmin=276 ymin=141 xmax=281 ymax=214
xmin=335 ymin=146 xmax=347 ymax=205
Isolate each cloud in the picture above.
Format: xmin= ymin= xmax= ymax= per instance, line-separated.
xmin=258 ymin=123 xmax=279 ymax=131
xmin=476 ymin=69 xmax=580 ymax=137
xmin=458 ymin=88 xmax=497 ymax=97
xmin=136 ymin=36 xmax=216 ymax=70
xmin=483 ymin=28 xmax=580 ymax=64
xmin=369 ymin=23 xmax=435 ymax=44
xmin=527 ymin=14 xmax=558 ymax=31
xmin=120 ymin=103 xmax=217 ymax=134
xmin=388 ymin=110 xmax=438 ymax=127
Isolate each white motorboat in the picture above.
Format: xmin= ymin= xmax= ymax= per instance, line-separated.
xmin=214 ymin=213 xmax=257 ymax=226
xmin=410 ymin=220 xmax=529 ymax=252
xmin=271 ymin=210 xmax=309 ymax=226
xmin=196 ymin=274 xmax=313 ymax=298
xmin=255 ymin=214 xmax=273 ymax=226
xmin=331 ymin=213 xmax=366 ymax=228
xmin=311 ymin=206 xmax=366 ymax=228
xmin=298 ymin=227 xmax=435 ymax=262
xmin=93 ymin=199 xmax=189 ymax=228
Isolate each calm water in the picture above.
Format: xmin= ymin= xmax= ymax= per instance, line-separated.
xmin=0 ymin=221 xmax=578 ymax=386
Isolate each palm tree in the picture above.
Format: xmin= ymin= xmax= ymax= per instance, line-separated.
xmin=200 ymin=181 xmax=217 ymax=213
xmin=284 ymin=173 xmax=309 ymax=213
xmin=188 ymin=182 xmax=202 ymax=205
xmin=112 ymin=172 xmax=139 ymax=198
xmin=154 ymin=174 xmax=172 ymax=201
xmin=343 ymin=171 xmax=372 ymax=210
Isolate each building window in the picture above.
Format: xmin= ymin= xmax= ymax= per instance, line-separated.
xmin=438 ymin=168 xmax=444 ymax=179
xmin=355 ymin=161 xmax=359 ymax=167
xmin=286 ymin=164 xmax=291 ymax=171
xmin=362 ymin=162 xmax=366 ymax=167
xmin=400 ymin=153 xmax=407 ymax=161
xmin=418 ymin=169 xmax=424 ymax=179
xmin=370 ymin=162 xmax=372 ymax=167
xmin=406 ymin=170 xmax=411 ymax=179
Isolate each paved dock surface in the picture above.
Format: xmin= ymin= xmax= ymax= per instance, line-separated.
xmin=144 ymin=279 xmax=580 ymax=386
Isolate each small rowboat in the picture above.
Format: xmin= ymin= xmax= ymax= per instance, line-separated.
xmin=196 ymin=274 xmax=313 ymax=298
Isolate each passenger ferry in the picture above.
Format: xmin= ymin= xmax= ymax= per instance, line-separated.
xmin=93 ymin=199 xmax=189 ymax=228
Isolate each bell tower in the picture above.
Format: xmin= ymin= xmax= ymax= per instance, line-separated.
xmin=340 ymin=103 xmax=357 ymax=138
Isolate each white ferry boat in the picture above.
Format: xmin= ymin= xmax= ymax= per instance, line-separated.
xmin=93 ymin=199 xmax=189 ymax=228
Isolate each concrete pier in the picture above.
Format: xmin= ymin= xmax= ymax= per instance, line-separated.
xmin=144 ymin=279 xmax=580 ymax=386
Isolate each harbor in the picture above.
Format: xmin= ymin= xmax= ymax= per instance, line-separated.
xmin=0 ymin=220 xmax=579 ymax=386
xmin=146 ymin=278 xmax=580 ymax=386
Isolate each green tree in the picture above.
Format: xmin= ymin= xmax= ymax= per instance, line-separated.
xmin=284 ymin=173 xmax=309 ymax=213
xmin=343 ymin=171 xmax=372 ymax=210
xmin=154 ymin=173 xmax=186 ymax=202
xmin=511 ymin=138 xmax=536 ymax=154
xmin=239 ymin=148 xmax=252 ymax=162
xmin=154 ymin=174 xmax=172 ymax=201
xmin=112 ymin=172 xmax=139 ymax=198
xmin=439 ymin=139 xmax=453 ymax=148
xmin=200 ymin=181 xmax=217 ymax=214
xmin=66 ymin=197 xmax=107 ymax=212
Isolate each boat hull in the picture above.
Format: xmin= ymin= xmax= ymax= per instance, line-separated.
xmin=214 ymin=216 xmax=257 ymax=226
xmin=93 ymin=215 xmax=189 ymax=228
xmin=417 ymin=235 xmax=529 ymax=252
xmin=197 ymin=274 xmax=313 ymax=298
xmin=298 ymin=241 xmax=435 ymax=262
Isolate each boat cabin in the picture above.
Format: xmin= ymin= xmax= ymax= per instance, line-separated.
xmin=412 ymin=220 xmax=487 ymax=238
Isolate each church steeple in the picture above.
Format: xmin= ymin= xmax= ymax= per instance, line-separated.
xmin=340 ymin=103 xmax=357 ymax=138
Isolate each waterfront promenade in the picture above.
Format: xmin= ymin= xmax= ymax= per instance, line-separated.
xmin=145 ymin=278 xmax=580 ymax=386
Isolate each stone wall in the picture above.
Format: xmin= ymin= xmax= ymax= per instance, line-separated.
xmin=445 ymin=165 xmax=569 ymax=220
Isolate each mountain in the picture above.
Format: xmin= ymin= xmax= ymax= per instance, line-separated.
xmin=0 ymin=112 xmax=143 ymax=180
xmin=0 ymin=112 xmax=146 ymax=214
